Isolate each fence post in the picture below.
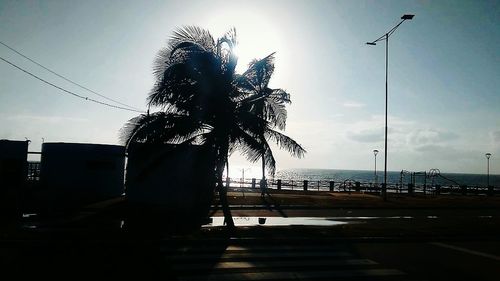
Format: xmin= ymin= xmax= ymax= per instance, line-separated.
xmin=329 ymin=181 xmax=334 ymax=192
xmin=251 ymin=178 xmax=256 ymax=189
xmin=408 ymin=183 xmax=414 ymax=195
xmin=461 ymin=185 xmax=467 ymax=195
xmin=303 ymin=180 xmax=308 ymax=191
xmin=277 ymin=179 xmax=282 ymax=190
xmin=460 ymin=185 xmax=467 ymax=195
xmin=435 ymin=184 xmax=441 ymax=195
xmin=355 ymin=181 xmax=361 ymax=192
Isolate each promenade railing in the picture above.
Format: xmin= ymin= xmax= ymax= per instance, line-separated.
xmin=223 ymin=178 xmax=498 ymax=196
xmin=25 ymin=159 xmax=498 ymax=196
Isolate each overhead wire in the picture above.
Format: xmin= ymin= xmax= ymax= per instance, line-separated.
xmin=0 ymin=40 xmax=143 ymax=111
xmin=0 ymin=56 xmax=145 ymax=113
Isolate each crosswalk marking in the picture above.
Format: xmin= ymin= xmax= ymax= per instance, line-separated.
xmin=172 ymin=258 xmax=378 ymax=270
xmin=169 ymin=241 xmax=409 ymax=280
xmin=178 ymin=269 xmax=406 ymax=281
xmin=171 ymin=250 xmax=352 ymax=260
xmin=170 ymin=244 xmax=350 ymax=253
xmin=430 ymin=242 xmax=500 ymax=261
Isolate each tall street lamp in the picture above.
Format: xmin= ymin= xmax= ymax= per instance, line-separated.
xmin=486 ymin=153 xmax=492 ymax=187
xmin=373 ymin=149 xmax=379 ymax=185
xmin=366 ymin=14 xmax=414 ymax=201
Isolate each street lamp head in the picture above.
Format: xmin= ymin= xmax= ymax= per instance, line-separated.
xmin=401 ymin=14 xmax=415 ymax=20
xmin=366 ymin=42 xmax=377 ymax=46
xmin=373 ymin=149 xmax=379 ymax=156
xmin=486 ymin=153 xmax=492 ymax=159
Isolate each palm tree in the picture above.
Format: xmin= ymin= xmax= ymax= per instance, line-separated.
xmin=239 ymin=54 xmax=305 ymax=191
xmin=122 ymin=26 xmax=305 ymax=227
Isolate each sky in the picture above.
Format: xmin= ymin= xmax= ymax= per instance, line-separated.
xmin=0 ymin=0 xmax=499 ymax=177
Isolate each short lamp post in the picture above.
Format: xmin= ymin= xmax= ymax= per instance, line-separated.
xmin=366 ymin=14 xmax=414 ymax=201
xmin=241 ymin=168 xmax=251 ymax=188
xmin=373 ymin=149 xmax=379 ymax=185
xmin=486 ymin=153 xmax=492 ymax=187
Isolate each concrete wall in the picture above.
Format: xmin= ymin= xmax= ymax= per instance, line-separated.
xmin=0 ymin=140 xmax=29 ymax=220
xmin=39 ymin=142 xmax=125 ymax=209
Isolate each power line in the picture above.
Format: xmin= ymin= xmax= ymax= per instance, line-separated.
xmin=0 ymin=40 xmax=142 ymax=111
xmin=0 ymin=56 xmax=145 ymax=113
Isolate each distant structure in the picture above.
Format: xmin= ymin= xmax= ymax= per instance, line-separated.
xmin=1 ymin=140 xmax=126 ymax=214
xmin=38 ymin=142 xmax=125 ymax=210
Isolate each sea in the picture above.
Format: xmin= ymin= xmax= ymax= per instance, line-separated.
xmin=274 ymin=168 xmax=500 ymax=187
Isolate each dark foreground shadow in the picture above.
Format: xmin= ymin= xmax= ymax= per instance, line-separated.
xmin=261 ymin=193 xmax=289 ymax=218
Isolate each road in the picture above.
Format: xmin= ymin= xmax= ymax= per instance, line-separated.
xmin=2 ymin=191 xmax=499 ymax=280
xmin=2 ymin=234 xmax=499 ymax=280
xmin=354 ymin=240 xmax=500 ymax=281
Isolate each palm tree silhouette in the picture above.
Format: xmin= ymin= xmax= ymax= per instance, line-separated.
xmin=239 ymin=53 xmax=305 ymax=192
xmin=122 ymin=26 xmax=305 ymax=227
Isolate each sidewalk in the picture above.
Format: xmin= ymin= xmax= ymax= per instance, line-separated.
xmin=226 ymin=189 xmax=500 ymax=209
xmin=3 ymin=190 xmax=499 ymax=240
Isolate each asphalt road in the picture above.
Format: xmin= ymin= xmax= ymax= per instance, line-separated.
xmin=353 ymin=240 xmax=500 ymax=281
xmin=2 ymin=235 xmax=499 ymax=280
xmin=2 ymin=192 xmax=499 ymax=280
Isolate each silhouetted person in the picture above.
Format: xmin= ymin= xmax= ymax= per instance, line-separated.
xmin=260 ymin=179 xmax=268 ymax=197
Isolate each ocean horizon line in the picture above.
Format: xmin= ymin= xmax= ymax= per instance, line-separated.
xmin=276 ymin=168 xmax=499 ymax=177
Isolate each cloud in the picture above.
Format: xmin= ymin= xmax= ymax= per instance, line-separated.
xmin=491 ymin=130 xmax=500 ymax=143
xmin=346 ymin=128 xmax=384 ymax=143
xmin=413 ymin=144 xmax=480 ymax=161
xmin=407 ymin=129 xmax=458 ymax=146
xmin=414 ymin=144 xmax=448 ymax=153
xmin=329 ymin=113 xmax=344 ymax=119
xmin=6 ymin=115 xmax=88 ymax=123
xmin=342 ymin=102 xmax=365 ymax=108
xmin=345 ymin=115 xmax=413 ymax=144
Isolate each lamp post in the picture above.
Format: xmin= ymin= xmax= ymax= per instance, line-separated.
xmin=486 ymin=153 xmax=491 ymax=187
xmin=241 ymin=168 xmax=251 ymax=188
xmin=366 ymin=14 xmax=414 ymax=201
xmin=373 ymin=149 xmax=379 ymax=186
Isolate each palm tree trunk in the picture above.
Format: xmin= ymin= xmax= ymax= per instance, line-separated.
xmin=261 ymin=154 xmax=266 ymax=181
xmin=218 ymin=151 xmax=234 ymax=228
xmin=218 ymin=180 xmax=234 ymax=228
xmin=226 ymin=161 xmax=230 ymax=188
xmin=261 ymin=152 xmax=266 ymax=196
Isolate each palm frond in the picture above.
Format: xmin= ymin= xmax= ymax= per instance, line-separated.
xmin=120 ymin=112 xmax=207 ymax=148
xmin=264 ymin=128 xmax=306 ymax=158
xmin=263 ymin=96 xmax=287 ymax=130
xmin=152 ymin=26 xmax=216 ymax=81
xmin=217 ymin=27 xmax=238 ymax=75
xmin=244 ymin=52 xmax=276 ymax=90
xmin=170 ymin=26 xmax=216 ymax=53
xmin=268 ymin=88 xmax=291 ymax=104
xmin=263 ymin=145 xmax=277 ymax=176
xmin=233 ymin=126 xmax=263 ymax=163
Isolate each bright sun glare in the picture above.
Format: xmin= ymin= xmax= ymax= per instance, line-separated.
xmin=203 ymin=7 xmax=284 ymax=73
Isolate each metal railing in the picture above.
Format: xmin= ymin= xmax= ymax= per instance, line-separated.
xmin=25 ymin=159 xmax=498 ymax=196
xmin=27 ymin=161 xmax=41 ymax=182
xmin=223 ymin=178 xmax=498 ymax=196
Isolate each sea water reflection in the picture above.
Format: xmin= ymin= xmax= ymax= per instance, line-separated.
xmin=203 ymin=216 xmax=427 ymax=227
xmin=204 ymin=217 xmax=349 ymax=227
